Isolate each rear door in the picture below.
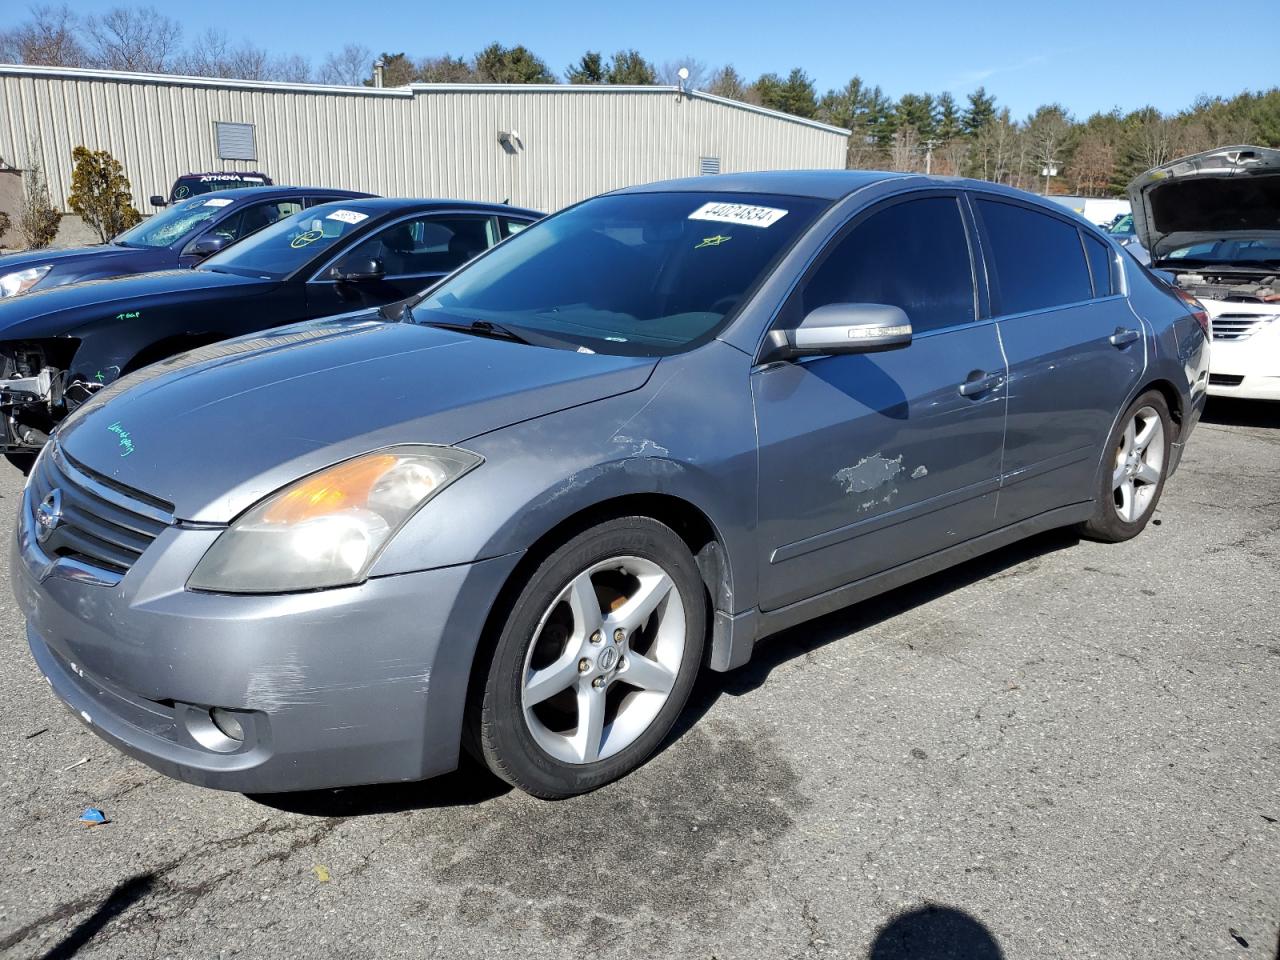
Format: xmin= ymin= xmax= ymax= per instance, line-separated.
xmin=305 ymin=212 xmax=502 ymax=314
xmin=752 ymin=192 xmax=1008 ymax=611
xmin=970 ymin=194 xmax=1145 ymax=524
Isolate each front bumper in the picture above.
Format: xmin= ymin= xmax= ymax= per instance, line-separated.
xmin=1207 ymin=310 xmax=1280 ymax=401
xmin=12 ymin=487 xmax=520 ymax=793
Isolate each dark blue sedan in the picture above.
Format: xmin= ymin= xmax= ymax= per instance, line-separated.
xmin=0 ymin=186 xmax=374 ymax=299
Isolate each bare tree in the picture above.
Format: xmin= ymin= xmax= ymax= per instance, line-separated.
xmin=272 ymin=54 xmax=312 ymax=83
xmin=0 ymin=3 xmax=88 ymax=66
xmin=418 ymin=55 xmax=475 ymax=83
xmin=318 ymin=43 xmax=373 ymax=86
xmin=657 ymin=58 xmax=708 ymax=89
xmin=84 ymin=5 xmax=182 ymax=72
xmin=1025 ymin=104 xmax=1073 ymax=194
xmin=888 ymin=127 xmax=921 ymax=172
xmin=1067 ymin=133 xmax=1115 ymax=196
xmin=17 ymin=140 xmax=61 ymax=250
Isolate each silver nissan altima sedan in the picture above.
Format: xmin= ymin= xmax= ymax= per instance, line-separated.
xmin=13 ymin=171 xmax=1209 ymax=798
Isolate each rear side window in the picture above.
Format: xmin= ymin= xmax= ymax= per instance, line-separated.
xmin=976 ymin=199 xmax=1092 ymax=314
xmin=799 ymin=196 xmax=976 ymax=335
xmin=1082 ymin=232 xmax=1114 ymax=296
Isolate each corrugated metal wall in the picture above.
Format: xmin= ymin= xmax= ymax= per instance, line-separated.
xmin=0 ymin=66 xmax=849 ymax=214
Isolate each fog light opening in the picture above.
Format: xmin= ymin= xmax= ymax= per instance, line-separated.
xmin=210 ymin=707 xmax=245 ymax=742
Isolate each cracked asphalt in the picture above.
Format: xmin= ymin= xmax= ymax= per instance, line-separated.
xmin=1 ymin=399 xmax=1277 ymax=959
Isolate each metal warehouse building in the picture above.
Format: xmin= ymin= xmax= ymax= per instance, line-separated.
xmin=0 ymin=64 xmax=849 ymax=216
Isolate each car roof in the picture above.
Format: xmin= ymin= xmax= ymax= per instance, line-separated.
xmin=303 ymin=196 xmax=543 ymax=219
xmin=613 ymin=170 xmax=1108 ymax=223
xmin=615 ymin=170 xmax=916 ymax=200
xmin=197 ymin=186 xmax=373 ymax=200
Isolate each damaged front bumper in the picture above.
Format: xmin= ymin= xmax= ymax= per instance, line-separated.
xmin=12 ymin=483 xmax=522 ymax=793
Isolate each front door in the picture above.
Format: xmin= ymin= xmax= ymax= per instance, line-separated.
xmin=753 ymin=193 xmax=1008 ymax=612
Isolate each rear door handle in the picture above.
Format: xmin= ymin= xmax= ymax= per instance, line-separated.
xmin=1109 ymin=327 xmax=1140 ymax=347
xmin=958 ymin=372 xmax=1001 ymax=397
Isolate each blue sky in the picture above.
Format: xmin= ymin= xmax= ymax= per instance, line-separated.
xmin=60 ymin=0 xmax=1275 ymax=118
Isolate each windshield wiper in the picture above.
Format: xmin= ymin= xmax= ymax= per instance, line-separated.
xmin=421 ymin=318 xmax=533 ymax=345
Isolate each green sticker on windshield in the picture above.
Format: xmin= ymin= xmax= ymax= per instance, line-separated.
xmin=290 ymin=230 xmax=323 ymax=249
xmin=695 ymin=234 xmax=732 ymax=249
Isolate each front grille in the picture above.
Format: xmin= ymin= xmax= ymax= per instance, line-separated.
xmin=1211 ymin=314 xmax=1271 ymax=341
xmin=1209 ymin=374 xmax=1245 ymax=387
xmin=27 ymin=443 xmax=174 ymax=576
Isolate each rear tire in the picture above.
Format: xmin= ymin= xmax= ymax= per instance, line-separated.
xmin=1079 ymin=390 xmax=1172 ymax=543
xmin=472 ymin=516 xmax=706 ymax=799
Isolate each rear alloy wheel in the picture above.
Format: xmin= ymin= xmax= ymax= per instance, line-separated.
xmin=1080 ymin=390 xmax=1172 ymax=542
xmin=474 ymin=517 xmax=705 ymax=798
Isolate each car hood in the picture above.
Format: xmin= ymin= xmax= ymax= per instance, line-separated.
xmin=57 ymin=317 xmax=658 ymax=522
xmin=0 ymin=268 xmax=269 ymax=339
xmin=0 ymin=244 xmax=147 ymax=279
xmin=1128 ymin=145 xmax=1280 ymax=260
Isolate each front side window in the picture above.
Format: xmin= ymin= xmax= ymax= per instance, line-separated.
xmin=976 ymin=198 xmax=1093 ymax=314
xmin=207 ymin=200 xmax=305 ymax=244
xmin=412 ymin=192 xmax=828 ymax=356
xmin=114 ymin=196 xmax=234 ymax=248
xmin=200 ymin=202 xmax=377 ymax=279
xmin=794 ymin=196 xmax=975 ymax=335
xmin=339 ymin=215 xmax=497 ymax=277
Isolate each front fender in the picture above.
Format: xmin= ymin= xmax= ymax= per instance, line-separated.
xmin=371 ymin=341 xmax=761 ymax=610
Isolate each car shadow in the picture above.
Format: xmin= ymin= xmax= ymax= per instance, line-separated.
xmin=253 ymin=526 xmax=1078 ymax=818
xmin=674 ymin=526 xmax=1080 ymax=734
xmin=868 ymin=903 xmax=1004 ymax=959
xmin=247 ymin=753 xmax=512 ymax=817
xmin=1201 ymin=398 xmax=1280 ymax=428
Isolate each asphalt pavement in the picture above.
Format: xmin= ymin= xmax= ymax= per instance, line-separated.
xmin=1 ymin=399 xmax=1277 ymax=960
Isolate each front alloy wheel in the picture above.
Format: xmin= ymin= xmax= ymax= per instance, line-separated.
xmin=473 ymin=517 xmax=706 ymax=798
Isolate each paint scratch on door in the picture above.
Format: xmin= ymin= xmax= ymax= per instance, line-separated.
xmin=835 ymin=452 xmax=904 ymax=495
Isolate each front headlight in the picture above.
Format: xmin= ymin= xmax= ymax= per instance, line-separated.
xmin=0 ymin=265 xmax=53 ymax=298
xmin=188 ymin=446 xmax=482 ymax=593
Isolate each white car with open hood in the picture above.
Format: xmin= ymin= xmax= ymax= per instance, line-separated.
xmin=1129 ymin=145 xmax=1280 ymax=401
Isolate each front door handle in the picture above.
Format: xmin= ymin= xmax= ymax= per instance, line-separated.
xmin=958 ymin=371 xmax=1001 ymax=397
xmin=1109 ymin=327 xmax=1140 ymax=347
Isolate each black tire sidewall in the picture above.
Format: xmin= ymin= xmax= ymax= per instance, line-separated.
xmin=1084 ymin=389 xmax=1173 ymax=542
xmin=477 ymin=516 xmax=707 ymax=798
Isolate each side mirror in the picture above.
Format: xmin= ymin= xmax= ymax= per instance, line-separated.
xmin=185 ymin=235 xmax=228 ymax=259
xmin=762 ymin=303 xmax=913 ymax=362
xmin=328 ymin=258 xmax=385 ymax=282
xmin=150 ymin=195 xmax=167 ymax=208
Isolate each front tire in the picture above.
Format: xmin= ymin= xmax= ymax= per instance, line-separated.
xmin=1079 ymin=390 xmax=1172 ymax=542
xmin=473 ymin=517 xmax=706 ymax=799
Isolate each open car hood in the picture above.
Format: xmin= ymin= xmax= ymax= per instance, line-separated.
xmin=1128 ymin=145 xmax=1280 ymax=261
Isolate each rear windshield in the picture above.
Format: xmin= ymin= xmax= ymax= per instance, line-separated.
xmin=199 ymin=202 xmax=378 ymax=279
xmin=114 ymin=195 xmax=235 ymax=248
xmin=172 ymin=175 xmax=269 ymax=200
xmin=412 ymin=191 xmax=827 ymax=356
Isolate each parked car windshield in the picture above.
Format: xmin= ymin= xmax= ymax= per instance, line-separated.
xmin=1162 ymin=237 xmax=1280 ymax=265
xmin=1107 ymin=213 xmax=1134 ymax=235
xmin=199 ymin=202 xmax=378 ymax=279
xmin=172 ymin=176 xmax=267 ymax=200
xmin=411 ymin=192 xmax=828 ymax=356
xmin=113 ymin=196 xmax=235 ymax=248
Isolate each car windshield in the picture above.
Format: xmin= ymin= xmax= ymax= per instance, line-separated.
xmin=113 ymin=196 xmax=237 ymax=248
xmin=172 ymin=176 xmax=267 ymax=200
xmin=199 ymin=202 xmax=378 ymax=279
xmin=1163 ymin=237 xmax=1280 ymax=264
xmin=1108 ymin=213 xmax=1133 ymax=235
xmin=411 ymin=191 xmax=827 ymax=356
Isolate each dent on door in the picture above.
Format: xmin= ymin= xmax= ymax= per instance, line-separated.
xmin=752 ymin=325 xmax=1007 ymax=612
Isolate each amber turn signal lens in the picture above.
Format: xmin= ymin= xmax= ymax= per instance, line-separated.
xmin=262 ymin=454 xmax=398 ymax=524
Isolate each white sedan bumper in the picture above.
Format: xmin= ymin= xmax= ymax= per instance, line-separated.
xmin=1205 ymin=301 xmax=1280 ymax=401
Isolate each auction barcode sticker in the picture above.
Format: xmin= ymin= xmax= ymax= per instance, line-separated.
xmin=203 ymin=198 xmax=233 ymax=207
xmin=688 ymin=202 xmax=788 ymax=228
xmin=326 ymin=209 xmax=369 ymax=225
